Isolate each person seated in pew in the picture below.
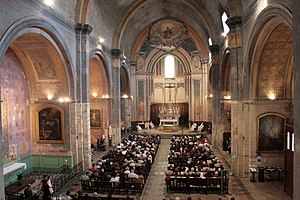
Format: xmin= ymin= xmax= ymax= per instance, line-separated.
xmin=128 ymin=170 xmax=139 ymax=179
xmin=80 ymin=171 xmax=90 ymax=181
xmin=24 ymin=184 xmax=34 ymax=199
xmin=111 ymin=173 xmax=120 ymax=187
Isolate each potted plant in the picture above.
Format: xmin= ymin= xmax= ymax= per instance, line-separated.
xmin=16 ymin=172 xmax=23 ymax=186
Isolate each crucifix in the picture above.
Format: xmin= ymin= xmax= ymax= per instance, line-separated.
xmin=165 ymin=83 xmax=175 ymax=102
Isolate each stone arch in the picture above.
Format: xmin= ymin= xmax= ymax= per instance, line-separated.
xmin=0 ymin=16 xmax=75 ymax=164
xmin=89 ymin=49 xmax=111 ymax=144
xmin=130 ymin=19 xmax=209 ymax=62
xmin=89 ymin=49 xmax=111 ymax=96
xmin=113 ymin=0 xmax=218 ymax=49
xmin=220 ymin=49 xmax=231 ymax=97
xmin=244 ymin=4 xmax=292 ymax=100
xmin=120 ymin=64 xmax=131 ymax=96
xmin=75 ymin=0 xmax=92 ymax=24
xmin=145 ymin=48 xmax=192 ymax=75
xmin=0 ymin=16 xmax=75 ymax=95
xmin=228 ymin=0 xmax=244 ymax=17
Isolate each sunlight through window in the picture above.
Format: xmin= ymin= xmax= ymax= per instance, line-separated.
xmin=222 ymin=12 xmax=230 ymax=36
xmin=164 ymin=55 xmax=175 ymax=79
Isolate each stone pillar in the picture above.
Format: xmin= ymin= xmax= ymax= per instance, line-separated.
xmin=227 ymin=16 xmax=248 ymax=177
xmin=130 ymin=61 xmax=137 ymax=122
xmin=111 ymin=49 xmax=122 ymax=145
xmin=81 ymin=24 xmax=93 ymax=168
xmin=74 ymin=23 xmax=93 ymax=169
xmin=74 ymin=23 xmax=83 ymax=168
xmin=293 ymin=0 xmax=300 ymax=198
xmin=209 ymin=45 xmax=223 ymax=147
xmin=187 ymin=74 xmax=192 ymax=121
xmin=146 ymin=74 xmax=151 ymax=121
xmin=0 ymin=98 xmax=4 ymax=199
xmin=201 ymin=61 xmax=209 ymax=121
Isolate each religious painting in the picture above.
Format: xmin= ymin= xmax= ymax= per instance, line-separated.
xmin=258 ymin=114 xmax=285 ymax=151
xmin=37 ymin=106 xmax=64 ymax=143
xmin=90 ymin=109 xmax=102 ymax=128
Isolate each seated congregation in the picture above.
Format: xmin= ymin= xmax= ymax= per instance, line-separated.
xmin=80 ymin=134 xmax=160 ymax=197
xmin=165 ymin=135 xmax=228 ymax=194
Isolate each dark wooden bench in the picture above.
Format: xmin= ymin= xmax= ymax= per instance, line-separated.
xmin=166 ymin=176 xmax=228 ymax=194
xmin=78 ymin=195 xmax=134 ymax=200
xmin=82 ymin=180 xmax=143 ymax=195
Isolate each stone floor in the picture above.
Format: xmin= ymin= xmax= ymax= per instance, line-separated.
xmin=55 ymin=128 xmax=293 ymax=200
xmin=139 ymin=129 xmax=292 ymax=200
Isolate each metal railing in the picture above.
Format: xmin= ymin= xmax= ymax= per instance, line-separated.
xmin=52 ymin=161 xmax=84 ymax=194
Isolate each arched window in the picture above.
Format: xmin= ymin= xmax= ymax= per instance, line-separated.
xmin=164 ymin=55 xmax=175 ymax=79
xmin=222 ymin=12 xmax=230 ymax=36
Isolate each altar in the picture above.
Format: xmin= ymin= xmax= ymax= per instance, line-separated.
xmin=158 ymin=106 xmax=180 ymax=130
xmin=4 ymin=163 xmax=27 ymax=176
xmin=159 ymin=118 xmax=179 ymax=126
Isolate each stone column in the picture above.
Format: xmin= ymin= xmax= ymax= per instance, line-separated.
xmin=74 ymin=23 xmax=84 ymax=168
xmin=81 ymin=24 xmax=93 ymax=168
xmin=111 ymin=49 xmax=122 ymax=145
xmin=227 ymin=16 xmax=249 ymax=177
xmin=146 ymin=74 xmax=151 ymax=121
xmin=293 ymin=0 xmax=300 ymax=198
xmin=209 ymin=45 xmax=223 ymax=147
xmin=74 ymin=23 xmax=93 ymax=169
xmin=187 ymin=74 xmax=192 ymax=121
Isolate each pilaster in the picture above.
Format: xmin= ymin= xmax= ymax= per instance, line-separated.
xmin=0 ymin=96 xmax=4 ymax=199
xmin=227 ymin=16 xmax=248 ymax=177
xmin=209 ymin=45 xmax=223 ymax=147
xmin=74 ymin=23 xmax=93 ymax=169
xmin=111 ymin=49 xmax=122 ymax=145
xmin=130 ymin=61 xmax=137 ymax=122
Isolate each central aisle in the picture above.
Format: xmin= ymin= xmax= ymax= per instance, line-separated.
xmin=142 ymin=138 xmax=170 ymax=200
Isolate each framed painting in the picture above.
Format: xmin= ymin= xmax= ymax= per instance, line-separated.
xmin=258 ymin=114 xmax=285 ymax=151
xmin=90 ymin=109 xmax=102 ymax=128
xmin=37 ymin=106 xmax=64 ymax=143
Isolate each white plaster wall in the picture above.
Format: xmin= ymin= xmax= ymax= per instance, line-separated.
xmin=47 ymin=0 xmax=77 ymax=22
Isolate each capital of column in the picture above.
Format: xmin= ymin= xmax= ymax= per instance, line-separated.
xmin=130 ymin=61 xmax=137 ymax=67
xmin=75 ymin=23 xmax=83 ymax=34
xmin=74 ymin=23 xmax=93 ymax=35
xmin=111 ymin=49 xmax=123 ymax=59
xmin=226 ymin=16 xmax=242 ymax=30
xmin=209 ymin=45 xmax=219 ymax=55
xmin=82 ymin=24 xmax=93 ymax=35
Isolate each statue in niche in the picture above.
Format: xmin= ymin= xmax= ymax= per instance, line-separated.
xmin=194 ymin=102 xmax=201 ymax=120
xmin=138 ymin=98 xmax=144 ymax=121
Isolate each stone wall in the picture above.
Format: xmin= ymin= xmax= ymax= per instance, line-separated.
xmin=0 ymin=49 xmax=31 ymax=163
